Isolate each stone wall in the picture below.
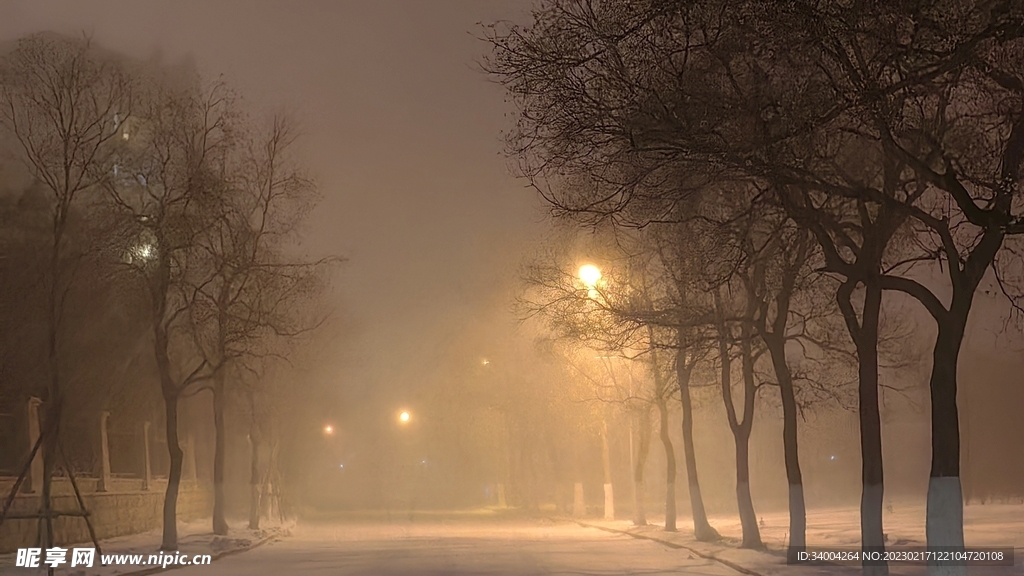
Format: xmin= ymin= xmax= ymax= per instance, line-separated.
xmin=0 ymin=479 xmax=210 ymax=553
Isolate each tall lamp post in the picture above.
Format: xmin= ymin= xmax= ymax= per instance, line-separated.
xmin=578 ymin=263 xmax=616 ymax=520
xmin=481 ymin=359 xmax=511 ymax=508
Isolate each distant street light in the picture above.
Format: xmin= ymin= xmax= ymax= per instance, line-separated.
xmin=398 ymin=411 xmax=411 ymax=424
xmin=323 ymin=424 xmax=334 ymax=435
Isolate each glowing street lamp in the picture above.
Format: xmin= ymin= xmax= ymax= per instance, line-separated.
xmin=323 ymin=424 xmax=334 ymax=435
xmin=398 ymin=411 xmax=411 ymax=424
xmin=578 ymin=264 xmax=602 ymax=289
xmin=579 ymin=263 xmax=604 ymax=300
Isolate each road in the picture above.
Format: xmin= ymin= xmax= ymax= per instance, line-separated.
xmin=175 ymin=513 xmax=741 ymax=576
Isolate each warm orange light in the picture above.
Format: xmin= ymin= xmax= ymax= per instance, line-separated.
xmin=399 ymin=411 xmax=411 ymax=423
xmin=323 ymin=425 xmax=334 ymax=435
xmin=578 ymin=264 xmax=602 ymax=289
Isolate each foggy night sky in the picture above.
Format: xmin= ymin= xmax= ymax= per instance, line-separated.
xmin=0 ymin=0 xmax=545 ymax=417
xmin=4 ymin=0 xmax=1024 ymax=517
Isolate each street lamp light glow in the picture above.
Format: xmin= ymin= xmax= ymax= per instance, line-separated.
xmin=323 ymin=424 xmax=334 ymax=435
xmin=578 ymin=264 xmax=602 ymax=289
xmin=399 ymin=411 xmax=411 ymax=423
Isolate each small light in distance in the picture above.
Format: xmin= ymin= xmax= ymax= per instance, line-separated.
xmin=482 ymin=358 xmax=490 ymax=366
xmin=323 ymin=425 xmax=334 ymax=435
xmin=399 ymin=411 xmax=410 ymax=423
xmin=339 ymin=463 xmax=345 ymax=469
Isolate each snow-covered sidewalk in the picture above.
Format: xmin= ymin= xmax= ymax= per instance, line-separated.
xmin=578 ymin=503 xmax=1024 ymax=576
xmin=0 ymin=519 xmax=290 ymax=576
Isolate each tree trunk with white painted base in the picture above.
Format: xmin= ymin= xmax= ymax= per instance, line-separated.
xmin=603 ymin=484 xmax=614 ymax=520
xmin=655 ymin=398 xmax=677 ymax=532
xmin=837 ymin=281 xmax=888 ymax=576
xmin=212 ymin=372 xmax=228 ymax=536
xmin=754 ymin=232 xmax=808 ymax=561
xmin=675 ymin=348 xmax=718 ymax=542
xmin=734 ymin=437 xmax=762 ymax=549
xmin=633 ymin=406 xmax=652 ymax=526
xmin=248 ymin=425 xmax=261 ymax=530
xmin=716 ymin=294 xmax=763 ymax=550
xmin=925 ymin=319 xmax=967 ymax=576
xmin=601 ymin=419 xmax=614 ymax=520
xmin=764 ymin=334 xmax=805 ymax=560
xmin=573 ymin=482 xmax=586 ymax=518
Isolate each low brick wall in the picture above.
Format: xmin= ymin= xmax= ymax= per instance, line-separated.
xmin=0 ymin=479 xmax=210 ymax=552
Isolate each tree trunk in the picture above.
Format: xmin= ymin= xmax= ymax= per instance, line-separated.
xmin=212 ymin=373 xmax=228 ymax=535
xmin=150 ymin=319 xmax=185 ymax=551
xmin=676 ymin=349 xmax=719 ymax=542
xmin=655 ymin=398 xmax=676 ymax=532
xmin=601 ymin=419 xmax=614 ymax=520
xmin=573 ymin=482 xmax=586 ymax=518
xmin=39 ymin=402 xmax=58 ymax=550
xmin=839 ymin=280 xmax=888 ymax=576
xmin=765 ymin=335 xmax=805 ymax=560
xmin=715 ymin=288 xmax=764 ymax=551
xmin=41 ymin=239 xmax=63 ymax=550
xmin=896 ymin=226 xmax=1001 ymax=576
xmin=572 ymin=432 xmax=585 ymax=518
xmin=248 ymin=425 xmax=260 ymax=530
xmin=734 ymin=430 xmax=762 ymax=549
xmin=160 ymin=388 xmax=183 ymax=550
xmin=926 ymin=318 xmax=966 ymax=576
xmin=633 ymin=406 xmax=652 ymax=526
xmin=736 ymin=332 xmax=763 ymax=550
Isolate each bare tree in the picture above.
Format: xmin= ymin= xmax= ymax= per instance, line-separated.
xmin=518 ymin=229 xmax=723 ymax=536
xmin=106 ymin=78 xmax=234 ymax=550
xmin=0 ymin=33 xmax=133 ymax=549
xmin=486 ymin=4 xmax=1024 ymax=572
xmin=188 ymin=116 xmax=331 ymax=535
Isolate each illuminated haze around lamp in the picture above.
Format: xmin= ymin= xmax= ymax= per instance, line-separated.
xmin=578 ymin=264 xmax=602 ymax=289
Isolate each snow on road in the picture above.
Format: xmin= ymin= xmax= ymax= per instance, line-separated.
xmin=2 ymin=505 xmax=1020 ymax=575
xmin=171 ymin=516 xmax=739 ymax=576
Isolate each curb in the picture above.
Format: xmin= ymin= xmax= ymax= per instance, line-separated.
xmin=574 ymin=520 xmax=766 ymax=576
xmin=117 ymin=527 xmax=289 ymax=576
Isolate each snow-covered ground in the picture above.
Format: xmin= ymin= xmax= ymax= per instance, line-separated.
xmin=165 ymin=514 xmax=740 ymax=576
xmin=1 ymin=505 xmax=1018 ymax=575
xmin=585 ymin=503 xmax=1024 ymax=576
xmin=0 ymin=519 xmax=287 ymax=576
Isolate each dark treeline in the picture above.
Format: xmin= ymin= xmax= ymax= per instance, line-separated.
xmin=484 ymin=2 xmax=1024 ymax=575
xmin=0 ymin=33 xmax=335 ymax=550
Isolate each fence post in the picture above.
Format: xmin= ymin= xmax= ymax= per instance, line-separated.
xmin=142 ymin=421 xmax=152 ymax=491
xmin=98 ymin=411 xmax=112 ymax=492
xmin=26 ymin=397 xmax=43 ymax=494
